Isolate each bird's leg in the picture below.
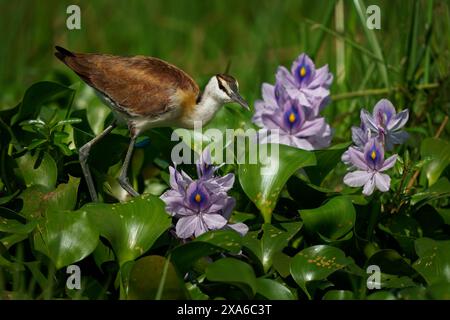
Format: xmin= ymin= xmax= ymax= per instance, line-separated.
xmin=118 ymin=127 xmax=140 ymax=197
xmin=79 ymin=121 xmax=117 ymax=202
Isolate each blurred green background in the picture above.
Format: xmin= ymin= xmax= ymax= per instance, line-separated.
xmin=1 ymin=0 xmax=449 ymax=139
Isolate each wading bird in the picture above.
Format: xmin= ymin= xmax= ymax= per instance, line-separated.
xmin=55 ymin=46 xmax=248 ymax=202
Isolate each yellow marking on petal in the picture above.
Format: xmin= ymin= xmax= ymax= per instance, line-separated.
xmin=300 ymin=66 xmax=306 ymax=77
xmin=371 ymin=150 xmax=377 ymax=160
xmin=289 ymin=112 xmax=296 ymax=123
xmin=194 ymin=193 xmax=201 ymax=203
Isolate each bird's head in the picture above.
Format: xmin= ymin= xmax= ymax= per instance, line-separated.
xmin=203 ymin=74 xmax=249 ymax=110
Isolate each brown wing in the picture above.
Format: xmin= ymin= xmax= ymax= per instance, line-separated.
xmin=55 ymin=46 xmax=199 ymax=117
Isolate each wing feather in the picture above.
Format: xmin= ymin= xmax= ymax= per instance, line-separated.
xmin=57 ymin=50 xmax=199 ymax=117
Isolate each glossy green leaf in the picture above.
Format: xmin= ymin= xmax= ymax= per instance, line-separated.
xmin=426 ymin=282 xmax=450 ymax=300
xmin=33 ymin=209 xmax=99 ymax=269
xmin=366 ymin=291 xmax=396 ymax=300
xmin=378 ymin=215 xmax=422 ymax=256
xmin=299 ymin=196 xmax=355 ymax=240
xmin=413 ymin=238 xmax=450 ymax=285
xmin=381 ymin=273 xmax=416 ymax=289
xmin=239 ymin=143 xmax=316 ymax=222
xmin=15 ymin=152 xmax=57 ymax=190
xmin=420 ymin=138 xmax=450 ymax=186
xmin=83 ymin=194 xmax=172 ymax=265
xmin=127 ymin=255 xmax=186 ymax=300
xmin=11 ymin=81 xmax=74 ymax=125
xmin=367 ymin=249 xmax=416 ymax=276
xmin=0 ymin=217 xmax=38 ymax=234
xmin=242 ymin=221 xmax=302 ymax=272
xmin=322 ymin=290 xmax=354 ymax=300
xmin=19 ymin=176 xmax=80 ymax=220
xmin=411 ymin=177 xmax=450 ymax=206
xmin=171 ymin=230 xmax=243 ymax=274
xmin=304 ymin=142 xmax=350 ymax=185
xmin=255 ymin=278 xmax=295 ymax=300
xmin=290 ymin=245 xmax=352 ymax=299
xmin=206 ymin=258 xmax=257 ymax=297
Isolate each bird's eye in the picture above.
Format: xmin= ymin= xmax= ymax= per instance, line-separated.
xmin=218 ymin=81 xmax=227 ymax=93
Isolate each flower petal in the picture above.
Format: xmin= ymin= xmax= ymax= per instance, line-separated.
xmin=175 ymin=215 xmax=200 ymax=239
xmin=202 ymin=213 xmax=228 ymax=230
xmin=374 ymin=172 xmax=391 ymax=192
xmin=226 ymin=223 xmax=249 ymax=236
xmin=373 ymin=99 xmax=396 ymax=126
xmin=344 ymin=170 xmax=372 ymax=187
xmin=362 ymin=176 xmax=376 ymax=196
xmin=387 ymin=109 xmax=409 ymax=131
xmin=261 ymin=112 xmax=285 ymax=131
xmin=379 ymin=154 xmax=397 ymax=172
xmin=347 ymin=147 xmax=369 ymax=170
xmin=351 ymin=126 xmax=368 ymax=148
xmin=297 ymin=117 xmax=326 ymax=137
xmin=360 ymin=109 xmax=378 ymax=132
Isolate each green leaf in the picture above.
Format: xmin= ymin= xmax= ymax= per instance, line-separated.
xmin=206 ymin=258 xmax=257 ymax=298
xmin=413 ymin=238 xmax=450 ymax=285
xmin=239 ymin=143 xmax=316 ymax=222
xmin=19 ymin=176 xmax=80 ymax=220
xmin=304 ymin=142 xmax=350 ymax=185
xmin=290 ymin=245 xmax=352 ymax=299
xmin=15 ymin=151 xmax=57 ymax=189
xmin=127 ymin=255 xmax=186 ymax=300
xmin=0 ymin=216 xmax=38 ymax=234
xmin=426 ymin=282 xmax=450 ymax=300
xmin=54 ymin=118 xmax=82 ymax=128
xmin=420 ymin=138 xmax=450 ymax=186
xmin=242 ymin=221 xmax=302 ymax=273
xmin=322 ymin=290 xmax=354 ymax=300
xmin=378 ymin=215 xmax=422 ymax=256
xmin=11 ymin=81 xmax=74 ymax=125
xmin=33 ymin=209 xmax=99 ymax=269
xmin=83 ymin=194 xmax=172 ymax=266
xmin=171 ymin=230 xmax=243 ymax=274
xmin=0 ymin=190 xmax=20 ymax=205
xmin=299 ymin=196 xmax=355 ymax=241
xmin=411 ymin=177 xmax=450 ymax=206
xmin=367 ymin=249 xmax=417 ymax=276
xmin=380 ymin=273 xmax=417 ymax=289
xmin=255 ymin=278 xmax=295 ymax=300
xmin=366 ymin=291 xmax=396 ymax=300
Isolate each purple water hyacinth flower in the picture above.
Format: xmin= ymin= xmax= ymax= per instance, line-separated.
xmin=252 ymin=83 xmax=283 ymax=127
xmin=253 ymin=84 xmax=332 ymax=150
xmin=259 ymin=94 xmax=330 ymax=150
xmin=160 ymin=149 xmax=248 ymax=239
xmin=361 ymin=99 xmax=409 ymax=150
xmin=276 ymin=53 xmax=333 ymax=110
xmin=341 ymin=123 xmax=370 ymax=166
xmin=343 ymin=138 xmax=397 ymax=196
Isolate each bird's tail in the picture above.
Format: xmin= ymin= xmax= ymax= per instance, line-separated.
xmin=54 ymin=46 xmax=75 ymax=64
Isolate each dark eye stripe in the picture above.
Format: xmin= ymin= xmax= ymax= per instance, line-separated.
xmin=218 ymin=80 xmax=227 ymax=93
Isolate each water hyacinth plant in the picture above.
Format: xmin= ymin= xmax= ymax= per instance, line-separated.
xmin=160 ymin=148 xmax=248 ymax=239
xmin=342 ymin=99 xmax=408 ymax=196
xmin=253 ymin=53 xmax=332 ymax=150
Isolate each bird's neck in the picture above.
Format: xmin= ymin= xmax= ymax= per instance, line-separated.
xmin=187 ymin=91 xmax=223 ymax=127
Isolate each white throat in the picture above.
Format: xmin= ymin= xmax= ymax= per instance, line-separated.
xmin=182 ymin=77 xmax=226 ymax=128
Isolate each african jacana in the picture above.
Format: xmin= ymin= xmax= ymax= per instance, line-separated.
xmin=55 ymin=46 xmax=248 ymax=202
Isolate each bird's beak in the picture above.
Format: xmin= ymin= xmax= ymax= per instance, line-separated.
xmin=230 ymin=91 xmax=249 ymax=110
